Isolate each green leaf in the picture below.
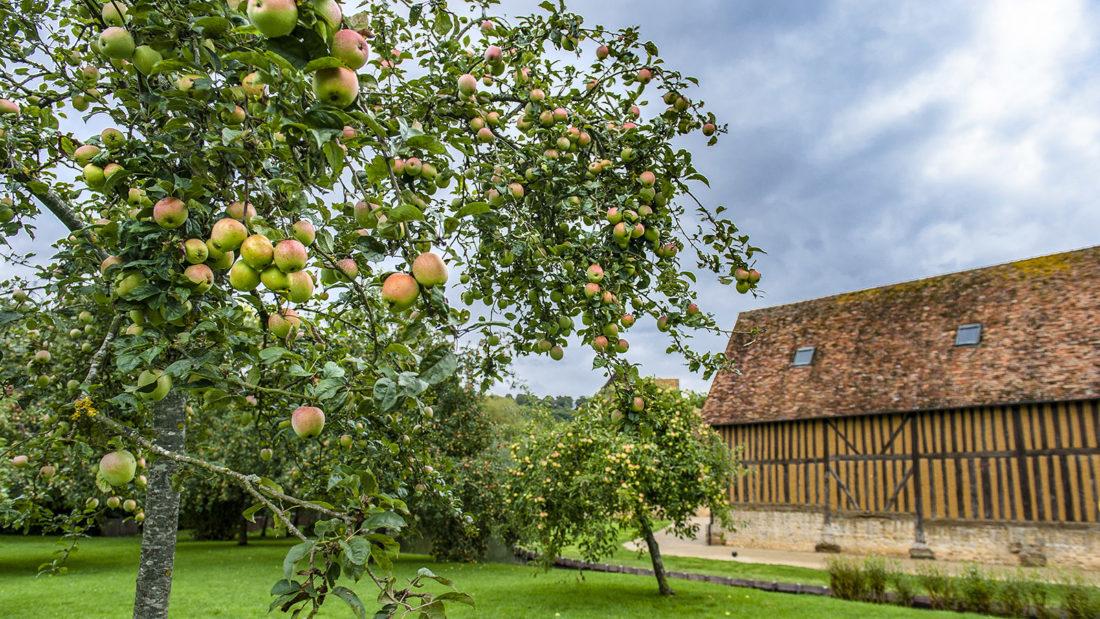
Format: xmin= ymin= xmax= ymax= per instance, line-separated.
xmin=362 ymin=510 xmax=405 ymax=532
xmin=323 ymin=141 xmax=344 ymax=178
xmin=373 ymin=378 xmax=397 ymax=412
xmin=260 ymin=347 xmax=288 ymax=364
xmin=455 ymin=202 xmax=491 ymax=218
xmin=270 ymin=579 xmax=299 ymax=596
xmin=193 ymin=16 xmax=231 ymax=35
xmin=436 ymin=591 xmax=475 ymax=606
xmin=405 ymin=133 xmax=445 ymax=155
xmin=283 ymin=541 xmax=314 ymax=579
xmin=388 ymin=203 xmax=423 ymax=222
xmin=332 ymin=586 xmax=365 ymax=619
xmin=149 ymin=59 xmax=191 ymax=75
xmin=302 ymin=56 xmax=344 ymax=72
xmin=341 ymin=538 xmax=371 ymax=566
xmin=242 ymin=502 xmax=264 ymax=523
xmin=408 ymin=3 xmax=422 ymax=26
xmin=420 ymin=350 xmax=457 ymax=386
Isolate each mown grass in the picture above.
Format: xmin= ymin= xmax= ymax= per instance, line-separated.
xmin=0 ymin=534 xmax=989 ymax=618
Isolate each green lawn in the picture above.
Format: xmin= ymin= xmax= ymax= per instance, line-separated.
xmin=0 ymin=535 xmax=987 ymax=618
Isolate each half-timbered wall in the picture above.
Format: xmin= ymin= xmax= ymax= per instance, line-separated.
xmin=718 ymin=399 xmax=1100 ymax=524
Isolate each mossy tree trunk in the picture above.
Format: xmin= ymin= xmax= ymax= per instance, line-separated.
xmin=638 ymin=515 xmax=674 ymax=596
xmin=133 ymin=391 xmax=186 ymax=619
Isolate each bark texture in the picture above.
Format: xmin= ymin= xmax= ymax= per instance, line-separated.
xmin=639 ymin=516 xmax=674 ymax=596
xmin=133 ymin=391 xmax=187 ymax=619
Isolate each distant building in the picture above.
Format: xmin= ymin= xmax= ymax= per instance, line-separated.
xmin=702 ymin=246 xmax=1100 ymax=568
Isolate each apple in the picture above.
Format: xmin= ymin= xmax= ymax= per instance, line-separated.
xmin=132 ymin=45 xmax=162 ymax=75
xmin=339 ymin=434 xmax=353 ymax=448
xmin=341 ymin=125 xmax=356 ymax=141
xmin=223 ymin=105 xmax=246 ymax=125
xmin=98 ymin=27 xmax=134 ymax=59
xmin=313 ymin=67 xmax=358 ymax=107
xmin=103 ymin=162 xmax=124 ymax=180
xmin=33 ymin=349 xmax=51 ymax=364
xmin=481 ymin=19 xmax=494 ymax=31
xmin=40 ymin=464 xmax=56 ymax=478
xmin=736 ymin=281 xmax=750 ymax=294
xmin=586 ymin=263 xmax=604 ymax=283
xmin=207 ymin=246 xmax=234 ymax=271
xmin=529 ymin=88 xmax=545 ymax=101
xmin=315 ymin=0 xmax=342 ymax=28
xmin=11 ymin=455 xmax=29 ymax=468
xmin=592 ymin=335 xmax=609 ymax=352
xmin=136 ymin=369 xmax=172 ymax=401
xmin=227 ymin=200 xmax=256 ymax=222
xmin=99 ymin=450 xmax=136 ymax=486
xmin=242 ymin=72 xmax=265 ymax=98
xmin=638 ymin=170 xmax=656 ymax=186
xmin=484 ymin=45 xmax=502 ymax=61
xmin=107 ymin=496 xmax=121 ymax=509
xmin=101 ymin=128 xmax=126 ymax=149
xmin=115 ymin=272 xmax=146 ymax=298
xmin=748 ymin=269 xmax=761 ymax=283
xmin=457 ymin=73 xmax=477 ymax=96
xmin=411 ymin=252 xmax=447 ymax=286
xmin=596 ymin=44 xmax=609 ymax=60
xmin=291 ymin=220 xmax=315 ymax=245
xmin=101 ymin=0 xmax=128 ymax=24
xmin=637 ymin=67 xmax=652 ymax=83
xmin=240 ymin=234 xmax=274 ymax=268
xmin=229 ymin=261 xmax=261 ymax=291
xmin=291 ymin=405 xmax=325 ymax=437
xmin=702 ymin=123 xmax=716 ymax=136
xmin=86 ymin=497 xmax=100 ymax=509
xmin=631 ymin=396 xmax=645 ymax=412
xmin=210 ymin=217 xmax=248 ymax=252
xmin=335 ymin=258 xmax=358 ymax=279
xmin=549 ymin=345 xmax=564 ymax=360
xmin=267 ymin=308 xmax=300 ymax=338
xmin=153 ymin=197 xmax=188 ymax=229
xmin=100 ymin=255 xmax=122 ymax=276
xmin=125 ymin=324 xmax=144 ymax=336
xmin=476 ymin=127 xmax=494 ymax=143
xmin=123 ymin=499 xmax=137 ymax=512
xmin=332 ymin=29 xmax=369 ymax=69
xmin=261 ymin=265 xmax=289 ymax=291
xmin=73 ymin=144 xmax=100 ymax=165
xmin=183 ymin=264 xmax=214 ymax=293
xmin=616 ymin=338 xmax=629 ymax=353
xmin=274 ymin=239 xmax=308 ymax=272
xmin=286 ymin=270 xmax=314 ymax=302
xmin=247 ymin=0 xmax=298 ymax=37
xmin=621 ymin=313 xmax=636 ymax=328
xmin=584 ymin=282 xmax=601 ymax=298
xmin=83 ymin=164 xmax=105 ymax=188
xmin=381 ymin=272 xmax=419 ymax=310
xmin=182 ymin=238 xmax=208 ymax=264
xmin=686 ymin=303 xmax=700 ymax=315
xmin=0 ymin=99 xmax=19 ymax=117
xmin=260 ymin=448 xmax=273 ymax=461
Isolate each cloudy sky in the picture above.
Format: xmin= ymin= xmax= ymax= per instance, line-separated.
xmin=501 ymin=0 xmax=1100 ymax=397
xmin=9 ymin=0 xmax=1099 ymax=397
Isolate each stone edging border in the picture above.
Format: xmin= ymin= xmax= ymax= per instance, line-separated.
xmin=513 ymin=548 xmax=938 ymax=609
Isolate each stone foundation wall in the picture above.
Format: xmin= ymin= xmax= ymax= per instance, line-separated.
xmin=710 ymin=506 xmax=1100 ymax=570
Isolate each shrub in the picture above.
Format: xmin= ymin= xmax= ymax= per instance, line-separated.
xmin=996 ymin=572 xmax=1031 ymax=618
xmin=917 ymin=565 xmax=958 ymax=610
xmin=827 ymin=558 xmax=868 ymax=601
xmin=862 ymin=557 xmax=889 ymax=603
xmin=888 ymin=570 xmax=918 ymax=607
xmin=1062 ymin=579 xmax=1100 ymax=619
xmin=958 ymin=566 xmax=997 ymax=614
xmin=1023 ymin=579 xmax=1056 ymax=619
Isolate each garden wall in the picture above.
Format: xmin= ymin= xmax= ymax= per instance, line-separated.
xmin=709 ymin=505 xmax=1100 ymax=570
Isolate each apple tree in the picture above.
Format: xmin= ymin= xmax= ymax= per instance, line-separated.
xmin=503 ymin=378 xmax=744 ymax=595
xmin=0 ymin=0 xmax=760 ymax=615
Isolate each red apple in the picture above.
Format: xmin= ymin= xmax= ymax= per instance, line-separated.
xmin=291 ymin=406 xmax=325 ymax=437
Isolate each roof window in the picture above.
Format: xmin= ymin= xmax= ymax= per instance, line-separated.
xmin=792 ymin=346 xmax=815 ymax=366
xmin=955 ymin=323 xmax=982 ymax=346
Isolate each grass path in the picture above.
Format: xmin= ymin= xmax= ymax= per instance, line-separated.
xmin=0 ymin=535 xmax=987 ymax=618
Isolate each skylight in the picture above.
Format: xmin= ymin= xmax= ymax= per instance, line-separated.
xmin=792 ymin=347 xmax=815 ymax=366
xmin=955 ymin=323 xmax=982 ymax=346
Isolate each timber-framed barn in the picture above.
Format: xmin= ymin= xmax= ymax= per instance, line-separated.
xmin=702 ymin=246 xmax=1100 ymax=568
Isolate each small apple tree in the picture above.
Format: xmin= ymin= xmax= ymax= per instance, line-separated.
xmin=0 ymin=0 xmax=760 ymax=615
xmin=503 ymin=378 xmax=743 ymax=596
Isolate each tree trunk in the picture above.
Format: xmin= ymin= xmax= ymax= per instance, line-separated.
xmin=133 ymin=391 xmax=187 ymax=619
xmin=237 ymin=515 xmax=248 ymax=546
xmin=638 ymin=515 xmax=674 ymax=596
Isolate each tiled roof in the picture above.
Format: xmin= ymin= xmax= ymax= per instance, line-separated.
xmin=703 ymin=246 xmax=1100 ymax=425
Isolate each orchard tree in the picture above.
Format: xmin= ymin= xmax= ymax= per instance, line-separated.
xmin=503 ymin=379 xmax=744 ymax=595
xmin=0 ymin=0 xmax=761 ymax=615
